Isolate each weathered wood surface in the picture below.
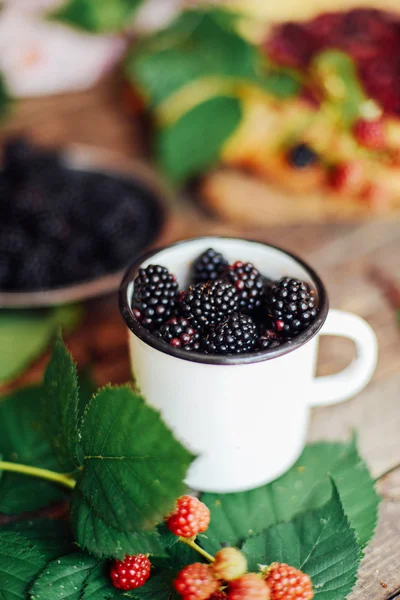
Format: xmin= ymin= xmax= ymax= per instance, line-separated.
xmin=1 ymin=79 xmax=400 ymax=599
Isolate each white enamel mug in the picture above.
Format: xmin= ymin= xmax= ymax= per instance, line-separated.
xmin=120 ymin=237 xmax=378 ymax=493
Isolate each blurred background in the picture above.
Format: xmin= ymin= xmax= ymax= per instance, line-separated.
xmin=0 ymin=0 xmax=399 ymax=394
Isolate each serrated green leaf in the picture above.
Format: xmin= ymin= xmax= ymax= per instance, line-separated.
xmin=0 ymin=73 xmax=12 ymax=122
xmin=311 ymin=50 xmax=369 ymax=127
xmin=29 ymin=553 xmax=97 ymax=600
xmin=157 ymin=96 xmax=241 ymax=182
xmin=125 ymin=571 xmax=179 ymax=600
xmin=71 ymin=385 xmax=194 ymax=559
xmin=242 ymin=485 xmax=360 ymax=600
xmin=201 ymin=439 xmax=379 ymax=553
xmin=71 ymin=489 xmax=166 ymax=559
xmin=50 ymin=0 xmax=144 ymax=33
xmin=0 ymin=532 xmax=46 ymax=600
xmin=0 ymin=305 xmax=82 ymax=385
xmin=42 ymin=337 xmax=81 ymax=472
xmin=80 ymin=561 xmax=121 ymax=600
xmin=0 ymin=386 xmax=66 ymax=514
xmin=2 ymin=519 xmax=75 ymax=561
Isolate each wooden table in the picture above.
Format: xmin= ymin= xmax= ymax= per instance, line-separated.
xmin=1 ymin=77 xmax=400 ymax=600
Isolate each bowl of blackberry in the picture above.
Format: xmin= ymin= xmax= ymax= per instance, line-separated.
xmin=130 ymin=246 xmax=319 ymax=356
xmin=0 ymin=137 xmax=168 ymax=307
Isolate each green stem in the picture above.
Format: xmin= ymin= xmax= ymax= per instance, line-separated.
xmin=0 ymin=461 xmax=76 ymax=490
xmin=178 ymin=537 xmax=215 ymax=563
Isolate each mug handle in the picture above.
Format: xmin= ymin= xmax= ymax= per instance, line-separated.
xmin=310 ymin=308 xmax=378 ymax=407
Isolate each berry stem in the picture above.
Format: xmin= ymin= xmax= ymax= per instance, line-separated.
xmin=0 ymin=461 xmax=76 ymax=490
xmin=178 ymin=537 xmax=215 ymax=563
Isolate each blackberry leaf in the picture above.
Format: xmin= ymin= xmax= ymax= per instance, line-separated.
xmin=71 ymin=490 xmax=165 ymax=559
xmin=71 ymin=386 xmax=194 ymax=558
xmin=29 ymin=553 xmax=98 ymax=600
xmin=242 ymin=484 xmax=361 ymax=600
xmin=42 ymin=337 xmax=81 ymax=471
xmin=0 ymin=387 xmax=66 ymax=514
xmin=201 ymin=438 xmax=379 ymax=553
xmin=0 ymin=531 xmax=46 ymax=600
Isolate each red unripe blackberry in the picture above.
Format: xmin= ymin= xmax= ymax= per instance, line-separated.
xmin=204 ymin=313 xmax=258 ymax=355
xmin=156 ymin=317 xmax=200 ymax=351
xmin=192 ymin=248 xmax=228 ymax=284
xmin=110 ymin=554 xmax=151 ymax=591
xmin=264 ymin=562 xmax=313 ymax=600
xmin=174 ymin=563 xmax=219 ymax=600
xmin=264 ymin=277 xmax=317 ymax=337
xmin=223 ymin=261 xmax=264 ymax=312
xmin=132 ymin=264 xmax=179 ymax=330
xmin=228 ymin=573 xmax=270 ymax=600
xmin=166 ymin=495 xmax=210 ymax=538
xmin=179 ymin=280 xmax=239 ymax=331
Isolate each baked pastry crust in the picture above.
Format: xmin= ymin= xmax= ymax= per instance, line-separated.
xmin=227 ymin=0 xmax=400 ymax=22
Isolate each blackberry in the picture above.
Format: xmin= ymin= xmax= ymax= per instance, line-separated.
xmin=179 ymin=280 xmax=239 ymax=330
xmin=192 ymin=248 xmax=228 ymax=284
xmin=203 ymin=313 xmax=258 ymax=355
xmin=264 ymin=277 xmax=317 ymax=337
xmin=223 ymin=261 xmax=264 ymax=312
xmin=257 ymin=329 xmax=283 ymax=350
xmin=287 ymin=143 xmax=318 ymax=169
xmin=156 ymin=317 xmax=200 ymax=351
xmin=0 ymin=256 xmax=11 ymax=288
xmin=14 ymin=244 xmax=52 ymax=290
xmin=132 ymin=264 xmax=179 ymax=330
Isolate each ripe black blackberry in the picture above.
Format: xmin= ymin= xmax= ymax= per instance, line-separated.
xmin=132 ymin=264 xmax=179 ymax=330
xmin=192 ymin=248 xmax=228 ymax=284
xmin=287 ymin=143 xmax=318 ymax=169
xmin=156 ymin=317 xmax=200 ymax=351
xmin=203 ymin=313 xmax=258 ymax=355
xmin=264 ymin=277 xmax=317 ymax=337
xmin=179 ymin=280 xmax=239 ymax=330
xmin=223 ymin=261 xmax=264 ymax=312
xmin=257 ymin=329 xmax=282 ymax=350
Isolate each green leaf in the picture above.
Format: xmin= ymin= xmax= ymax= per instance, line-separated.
xmin=80 ymin=561 xmax=122 ymax=600
xmin=125 ymin=571 xmax=179 ymax=600
xmin=0 ymin=305 xmax=82 ymax=385
xmin=50 ymin=0 xmax=144 ymax=33
xmin=128 ymin=10 xmax=261 ymax=107
xmin=0 ymin=386 xmax=66 ymax=514
xmin=0 ymin=73 xmax=12 ymax=122
xmin=242 ymin=485 xmax=360 ymax=600
xmin=0 ymin=531 xmax=46 ymax=600
xmin=42 ymin=337 xmax=81 ymax=471
xmin=311 ymin=50 xmax=370 ymax=127
xmin=71 ymin=385 xmax=194 ymax=559
xmin=29 ymin=553 xmax=97 ymax=600
xmin=201 ymin=438 xmax=379 ymax=553
xmin=157 ymin=96 xmax=241 ymax=182
xmin=71 ymin=489 xmax=166 ymax=559
xmin=2 ymin=519 xmax=75 ymax=561
xmin=127 ymin=9 xmax=299 ymax=108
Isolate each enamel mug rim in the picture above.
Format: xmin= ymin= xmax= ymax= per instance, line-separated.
xmin=119 ymin=236 xmax=329 ymax=365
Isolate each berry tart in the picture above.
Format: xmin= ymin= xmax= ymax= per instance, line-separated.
xmin=126 ymin=1 xmax=400 ymax=225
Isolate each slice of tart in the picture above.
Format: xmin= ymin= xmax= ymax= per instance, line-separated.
xmin=126 ymin=4 xmax=400 ymax=224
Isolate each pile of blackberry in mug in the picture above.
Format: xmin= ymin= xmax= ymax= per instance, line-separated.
xmin=0 ymin=138 xmax=161 ymax=291
xmin=132 ymin=248 xmax=319 ymax=355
